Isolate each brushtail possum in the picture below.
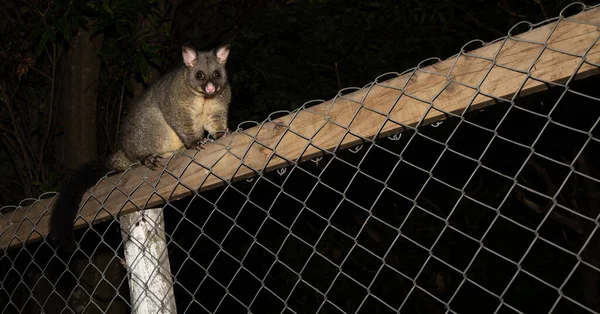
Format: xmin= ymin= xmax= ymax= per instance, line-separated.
xmin=49 ymin=43 xmax=232 ymax=251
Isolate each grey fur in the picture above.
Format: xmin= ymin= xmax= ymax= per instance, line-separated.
xmin=110 ymin=43 xmax=232 ymax=170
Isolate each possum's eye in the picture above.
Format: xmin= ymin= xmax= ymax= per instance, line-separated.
xmin=213 ymin=70 xmax=221 ymax=79
xmin=195 ymin=71 xmax=205 ymax=80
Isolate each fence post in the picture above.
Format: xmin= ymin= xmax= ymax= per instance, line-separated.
xmin=120 ymin=208 xmax=177 ymax=314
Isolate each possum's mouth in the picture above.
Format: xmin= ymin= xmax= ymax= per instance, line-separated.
xmin=199 ymin=82 xmax=219 ymax=96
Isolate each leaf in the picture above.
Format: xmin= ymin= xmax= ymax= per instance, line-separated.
xmin=15 ymin=55 xmax=34 ymax=81
xmin=139 ymin=39 xmax=150 ymax=52
xmin=30 ymin=26 xmax=45 ymax=41
xmin=36 ymin=32 xmax=48 ymax=57
xmin=103 ymin=2 xmax=114 ymax=15
xmin=57 ymin=16 xmax=70 ymax=38
xmin=150 ymin=7 xmax=165 ymax=17
xmin=135 ymin=53 xmax=149 ymax=83
xmin=437 ymin=11 xmax=447 ymax=24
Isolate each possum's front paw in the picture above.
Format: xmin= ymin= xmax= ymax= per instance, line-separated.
xmin=142 ymin=154 xmax=165 ymax=170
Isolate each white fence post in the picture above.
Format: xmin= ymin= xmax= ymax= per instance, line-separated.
xmin=120 ymin=208 xmax=177 ymax=314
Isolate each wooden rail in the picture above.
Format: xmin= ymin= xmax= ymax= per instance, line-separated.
xmin=2 ymin=6 xmax=600 ymax=249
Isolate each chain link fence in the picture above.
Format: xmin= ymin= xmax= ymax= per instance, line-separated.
xmin=2 ymin=2 xmax=600 ymax=313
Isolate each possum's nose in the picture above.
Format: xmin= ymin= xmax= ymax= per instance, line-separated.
xmin=205 ymin=82 xmax=216 ymax=94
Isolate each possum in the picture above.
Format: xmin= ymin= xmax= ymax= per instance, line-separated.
xmin=49 ymin=43 xmax=232 ymax=251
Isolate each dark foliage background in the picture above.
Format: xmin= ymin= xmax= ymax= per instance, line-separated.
xmin=0 ymin=0 xmax=589 ymax=205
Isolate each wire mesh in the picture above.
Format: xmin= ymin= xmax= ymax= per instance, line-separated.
xmin=2 ymin=2 xmax=600 ymax=313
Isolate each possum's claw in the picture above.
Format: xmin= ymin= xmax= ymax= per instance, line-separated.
xmin=190 ymin=137 xmax=211 ymax=150
xmin=198 ymin=137 xmax=212 ymax=149
xmin=143 ymin=154 xmax=165 ymax=170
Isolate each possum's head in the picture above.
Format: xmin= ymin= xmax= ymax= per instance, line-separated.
xmin=182 ymin=43 xmax=230 ymax=97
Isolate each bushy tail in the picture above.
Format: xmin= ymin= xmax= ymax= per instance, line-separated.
xmin=49 ymin=157 xmax=112 ymax=251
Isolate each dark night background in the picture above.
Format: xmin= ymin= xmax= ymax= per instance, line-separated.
xmin=1 ymin=0 xmax=600 ymax=314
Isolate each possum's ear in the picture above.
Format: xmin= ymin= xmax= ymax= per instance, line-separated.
xmin=182 ymin=44 xmax=198 ymax=68
xmin=214 ymin=44 xmax=230 ymax=64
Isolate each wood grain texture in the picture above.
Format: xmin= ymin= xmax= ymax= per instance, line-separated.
xmin=2 ymin=7 xmax=600 ymax=249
